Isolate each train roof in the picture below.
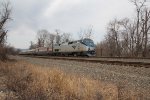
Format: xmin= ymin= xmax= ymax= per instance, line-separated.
xmin=54 ymin=38 xmax=94 ymax=46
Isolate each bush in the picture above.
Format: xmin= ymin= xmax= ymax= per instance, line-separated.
xmin=0 ymin=46 xmax=7 ymax=61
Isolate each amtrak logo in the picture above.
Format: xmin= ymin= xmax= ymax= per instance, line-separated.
xmin=72 ymin=45 xmax=76 ymax=49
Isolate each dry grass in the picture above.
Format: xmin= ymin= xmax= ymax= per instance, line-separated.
xmin=0 ymin=60 xmax=147 ymax=100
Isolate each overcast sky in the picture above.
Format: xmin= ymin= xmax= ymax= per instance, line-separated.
xmin=7 ymin=0 xmax=136 ymax=49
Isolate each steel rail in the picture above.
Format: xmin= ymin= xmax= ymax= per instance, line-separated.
xmin=21 ymin=55 xmax=150 ymax=68
xmin=94 ymin=56 xmax=150 ymax=59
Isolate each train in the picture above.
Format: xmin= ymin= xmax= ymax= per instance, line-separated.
xmin=20 ymin=38 xmax=96 ymax=57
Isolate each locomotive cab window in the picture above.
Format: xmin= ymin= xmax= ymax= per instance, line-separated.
xmin=81 ymin=39 xmax=95 ymax=47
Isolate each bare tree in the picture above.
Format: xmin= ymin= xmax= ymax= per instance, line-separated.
xmin=140 ymin=8 xmax=150 ymax=57
xmin=96 ymin=0 xmax=149 ymax=57
xmin=29 ymin=41 xmax=36 ymax=49
xmin=78 ymin=28 xmax=84 ymax=39
xmin=45 ymin=33 xmax=55 ymax=50
xmin=78 ymin=25 xmax=94 ymax=39
xmin=0 ymin=1 xmax=11 ymax=60
xmin=130 ymin=0 xmax=147 ymax=56
xmin=61 ymin=33 xmax=72 ymax=43
xmin=119 ymin=18 xmax=137 ymax=57
xmin=85 ymin=25 xmax=94 ymax=39
xmin=96 ymin=41 xmax=108 ymax=57
xmin=0 ymin=1 xmax=11 ymax=45
xmin=36 ymin=29 xmax=73 ymax=48
xmin=106 ymin=19 xmax=122 ymax=57
xmin=37 ymin=29 xmax=49 ymax=47
xmin=55 ymin=29 xmax=61 ymax=44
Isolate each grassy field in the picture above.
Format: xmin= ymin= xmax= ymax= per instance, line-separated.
xmin=0 ymin=60 xmax=147 ymax=100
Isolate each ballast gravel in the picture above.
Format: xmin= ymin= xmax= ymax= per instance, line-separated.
xmin=13 ymin=56 xmax=150 ymax=97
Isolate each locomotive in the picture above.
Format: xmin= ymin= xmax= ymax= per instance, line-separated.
xmin=20 ymin=38 xmax=96 ymax=57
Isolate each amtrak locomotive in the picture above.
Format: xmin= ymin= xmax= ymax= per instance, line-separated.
xmin=20 ymin=38 xmax=96 ymax=57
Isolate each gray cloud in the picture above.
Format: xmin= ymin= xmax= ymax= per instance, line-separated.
xmin=7 ymin=0 xmax=135 ymax=49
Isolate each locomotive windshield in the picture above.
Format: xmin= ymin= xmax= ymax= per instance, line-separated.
xmin=82 ymin=39 xmax=95 ymax=47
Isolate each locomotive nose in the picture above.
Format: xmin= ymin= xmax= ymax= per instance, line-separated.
xmin=88 ymin=47 xmax=95 ymax=51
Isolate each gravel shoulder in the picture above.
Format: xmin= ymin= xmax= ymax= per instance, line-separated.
xmin=91 ymin=58 xmax=150 ymax=63
xmin=12 ymin=56 xmax=150 ymax=97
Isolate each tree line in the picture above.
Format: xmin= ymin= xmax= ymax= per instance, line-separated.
xmin=97 ymin=0 xmax=150 ymax=57
xmin=29 ymin=29 xmax=72 ymax=49
xmin=29 ymin=26 xmax=94 ymax=49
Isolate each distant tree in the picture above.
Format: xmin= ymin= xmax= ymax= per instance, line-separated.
xmin=35 ymin=29 xmax=73 ymax=48
xmin=29 ymin=41 xmax=36 ymax=49
xmin=97 ymin=0 xmax=150 ymax=57
xmin=6 ymin=45 xmax=20 ymax=55
xmin=119 ymin=18 xmax=136 ymax=57
xmin=140 ymin=8 xmax=150 ymax=57
xmin=130 ymin=0 xmax=147 ymax=56
xmin=45 ymin=33 xmax=55 ymax=48
xmin=55 ymin=29 xmax=61 ymax=44
xmin=106 ymin=19 xmax=122 ymax=57
xmin=61 ymin=33 xmax=72 ymax=43
xmin=96 ymin=41 xmax=106 ymax=57
xmin=36 ymin=29 xmax=49 ymax=47
xmin=78 ymin=25 xmax=94 ymax=39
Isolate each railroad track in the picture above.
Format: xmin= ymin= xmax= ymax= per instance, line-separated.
xmin=21 ymin=55 xmax=150 ymax=68
xmin=95 ymin=56 xmax=150 ymax=59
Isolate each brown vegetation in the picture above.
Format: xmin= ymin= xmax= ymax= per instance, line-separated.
xmin=0 ymin=45 xmax=20 ymax=61
xmin=0 ymin=60 xmax=147 ymax=100
xmin=0 ymin=46 xmax=7 ymax=61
